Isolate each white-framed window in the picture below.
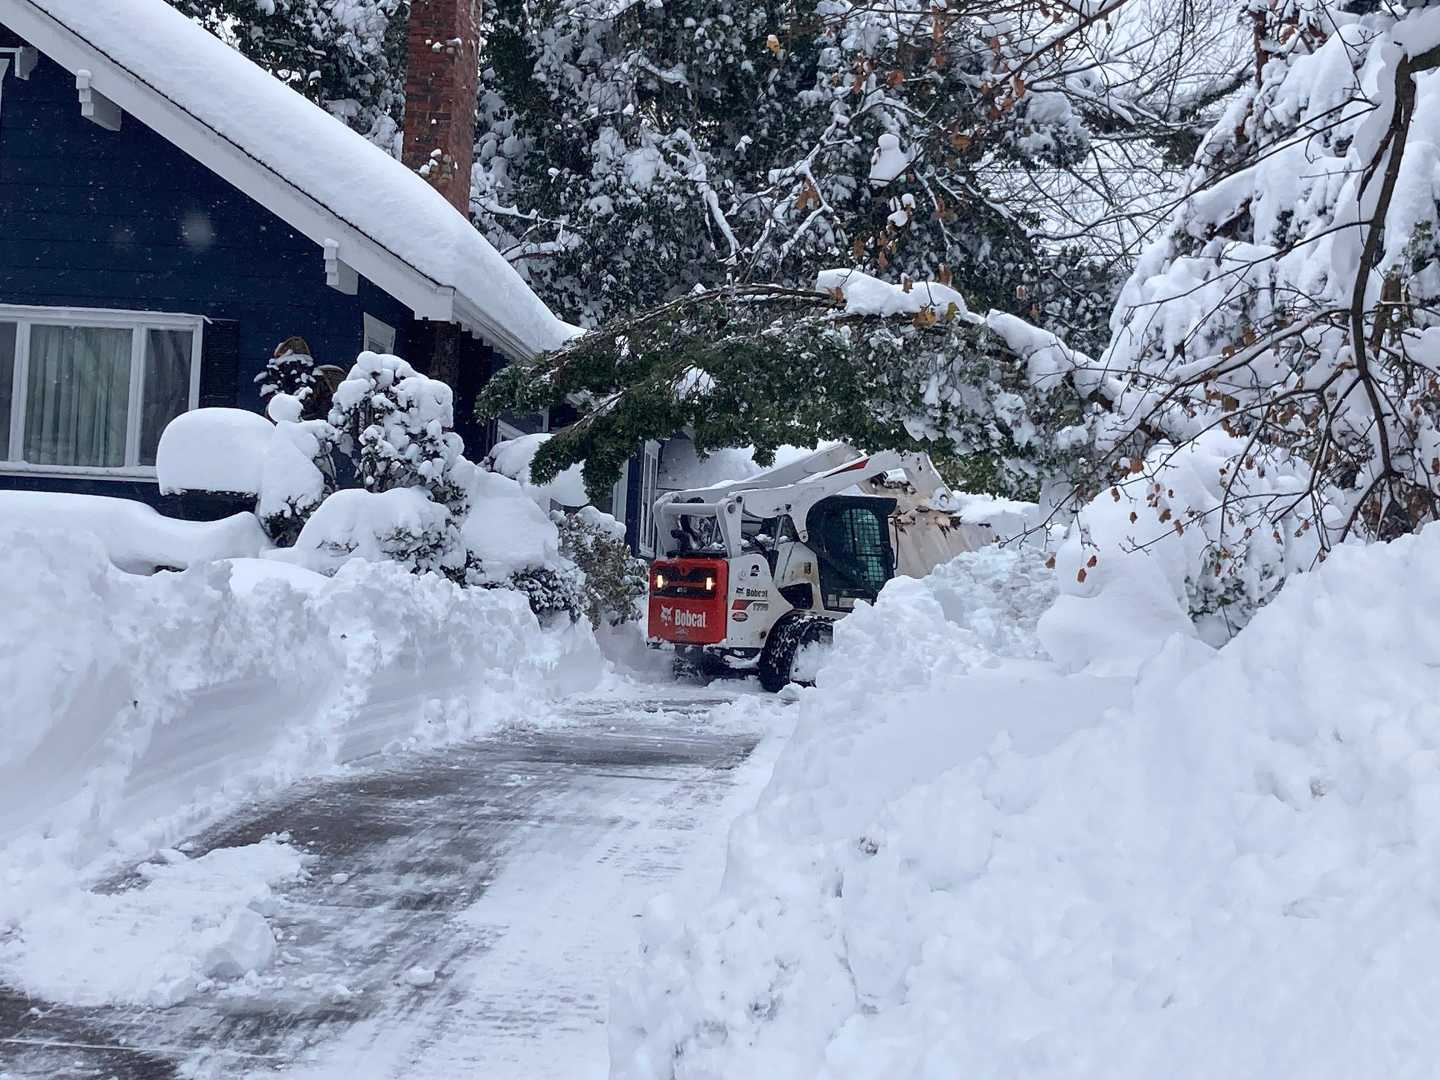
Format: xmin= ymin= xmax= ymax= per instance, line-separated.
xmin=362 ymin=313 xmax=396 ymax=355
xmin=0 ymin=305 xmax=204 ymax=479
xmin=495 ymin=407 xmax=550 ymax=442
xmin=636 ymin=440 xmax=660 ymax=557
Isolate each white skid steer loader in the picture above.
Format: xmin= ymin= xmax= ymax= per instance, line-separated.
xmin=646 ymin=445 xmax=993 ymax=691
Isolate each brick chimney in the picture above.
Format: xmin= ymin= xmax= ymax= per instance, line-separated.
xmin=402 ymin=0 xmax=481 ymax=215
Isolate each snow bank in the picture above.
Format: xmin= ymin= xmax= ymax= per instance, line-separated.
xmin=0 ymin=491 xmax=267 ymax=573
xmin=0 ymin=527 xmax=604 ymax=1008
xmin=2 ymin=838 xmax=303 ymax=1008
xmin=484 ymin=432 xmax=590 ymax=509
xmin=461 ymin=468 xmax=564 ymax=580
xmin=613 ymin=524 xmax=1440 ymax=1079
xmin=157 ymin=407 xmax=274 ymax=495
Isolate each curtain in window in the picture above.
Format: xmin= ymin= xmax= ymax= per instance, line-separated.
xmin=140 ymin=329 xmax=193 ymax=465
xmin=0 ymin=322 xmax=15 ymax=457
xmin=24 ymin=325 xmax=131 ymax=467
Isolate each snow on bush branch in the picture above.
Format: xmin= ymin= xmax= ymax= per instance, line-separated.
xmin=164 ymin=352 xmax=590 ymax=622
xmin=1074 ymin=5 xmax=1439 ymax=566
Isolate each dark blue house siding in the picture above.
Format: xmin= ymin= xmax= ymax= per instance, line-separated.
xmin=0 ymin=48 xmax=417 ymax=402
xmin=0 ymin=43 xmax=418 ymax=512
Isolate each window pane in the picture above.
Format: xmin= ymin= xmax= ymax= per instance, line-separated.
xmin=0 ymin=322 xmax=15 ymax=458
xmin=139 ymin=329 xmax=193 ymax=466
xmin=24 ymin=325 xmax=132 ymax=467
xmin=498 ymin=409 xmax=549 ymax=435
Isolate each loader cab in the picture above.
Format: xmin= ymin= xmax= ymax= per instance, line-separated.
xmin=804 ymin=496 xmax=897 ymax=611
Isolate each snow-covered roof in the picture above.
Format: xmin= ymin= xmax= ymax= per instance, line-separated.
xmin=3 ymin=0 xmax=581 ymax=361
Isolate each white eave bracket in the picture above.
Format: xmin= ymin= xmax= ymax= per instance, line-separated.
xmin=324 ymin=239 xmax=358 ymax=295
xmin=11 ymin=46 xmax=37 ymax=80
xmin=75 ymin=69 xmax=121 ymax=131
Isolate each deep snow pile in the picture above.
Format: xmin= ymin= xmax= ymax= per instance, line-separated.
xmin=157 ymin=407 xmax=275 ymax=496
xmin=0 ymin=491 xmax=267 ymax=573
xmin=613 ymin=529 xmax=1440 ymax=1077
xmin=484 ymin=432 xmax=590 ymax=510
xmin=0 ymin=527 xmax=603 ymax=1007
xmin=2 ymin=838 xmax=305 ymax=1009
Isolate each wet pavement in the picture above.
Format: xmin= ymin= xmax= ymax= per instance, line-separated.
xmin=0 ymin=695 xmax=769 ymax=1079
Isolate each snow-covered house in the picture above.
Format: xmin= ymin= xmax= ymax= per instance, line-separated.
xmin=0 ymin=0 xmax=577 ymax=517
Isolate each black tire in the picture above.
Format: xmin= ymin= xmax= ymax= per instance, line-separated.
xmin=758 ymin=614 xmax=833 ymax=693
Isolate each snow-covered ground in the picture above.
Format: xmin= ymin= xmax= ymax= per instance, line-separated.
xmin=611 ymin=530 xmax=1440 ymax=1078
xmin=1 ymin=684 xmax=785 ymax=1078
xmin=0 ymin=521 xmax=605 ymax=1024
xmin=10 ymin=477 xmax=1440 ymax=1079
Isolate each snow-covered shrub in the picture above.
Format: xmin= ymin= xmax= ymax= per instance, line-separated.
xmin=481 ymin=436 xmax=644 ymax=625
xmin=557 ymin=507 xmax=647 ymax=627
xmin=456 ymin=469 xmax=586 ymax=622
xmin=253 ymin=336 xmax=317 ymax=403
xmin=156 ymin=408 xmax=274 ymax=496
xmin=153 ymin=351 xmax=601 ymax=620
xmin=483 ymin=432 xmax=589 ymax=509
xmin=1040 ymin=430 xmax=1320 ymax=669
xmin=328 ymin=351 xmax=470 ymax=515
xmin=493 ymin=563 xmax=587 ymax=625
xmin=288 ymin=486 xmax=461 ymax=578
xmin=255 ymin=393 xmax=337 ymax=547
xmin=296 ymin=351 xmax=473 ymax=579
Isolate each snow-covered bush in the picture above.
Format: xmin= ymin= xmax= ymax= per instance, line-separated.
xmin=255 ymin=392 xmax=336 ymax=546
xmin=253 ymin=335 xmax=317 ymax=403
xmin=483 ymin=432 xmax=589 ymax=509
xmin=156 ymin=407 xmax=274 ymax=496
xmin=482 ymin=435 xmax=645 ymax=625
xmin=285 ymin=351 xmax=473 ymax=580
xmin=288 ymin=486 xmax=461 ymax=578
xmin=558 ymin=508 xmax=647 ymax=627
xmin=261 ymin=367 xmax=587 ymax=620
xmin=155 ymin=351 xmax=599 ymax=621
xmin=328 ymin=351 xmax=470 ymax=514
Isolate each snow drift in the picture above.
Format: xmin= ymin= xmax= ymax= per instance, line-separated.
xmin=612 ymin=528 xmax=1440 ymax=1078
xmin=0 ymin=491 xmax=267 ymax=573
xmin=0 ymin=527 xmax=604 ymax=1006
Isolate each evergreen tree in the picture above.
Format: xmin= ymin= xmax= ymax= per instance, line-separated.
xmin=167 ymin=0 xmax=408 ymax=152
xmin=328 ymin=352 xmax=471 ymax=516
xmin=255 ymin=336 xmax=318 ymax=403
xmin=478 ymin=276 xmax=1108 ymax=501
xmin=474 ymin=0 xmax=1237 ymax=333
